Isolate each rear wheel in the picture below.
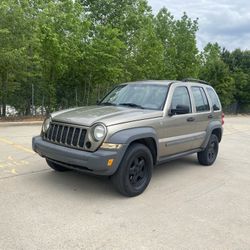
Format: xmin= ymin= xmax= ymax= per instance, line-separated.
xmin=46 ymin=159 xmax=70 ymax=172
xmin=111 ymin=143 xmax=153 ymax=197
xmin=198 ymin=134 xmax=219 ymax=166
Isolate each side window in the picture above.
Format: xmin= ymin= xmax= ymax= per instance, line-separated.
xmin=171 ymin=86 xmax=192 ymax=114
xmin=191 ymin=87 xmax=210 ymax=112
xmin=207 ymin=88 xmax=221 ymax=111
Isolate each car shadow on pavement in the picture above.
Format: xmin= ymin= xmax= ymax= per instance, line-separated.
xmin=154 ymin=155 xmax=200 ymax=176
xmin=36 ymin=169 xmax=121 ymax=198
xmin=34 ymin=155 xmax=200 ymax=199
xmin=152 ymin=155 xmax=201 ymax=180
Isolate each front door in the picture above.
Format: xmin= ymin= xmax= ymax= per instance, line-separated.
xmin=159 ymin=85 xmax=196 ymax=158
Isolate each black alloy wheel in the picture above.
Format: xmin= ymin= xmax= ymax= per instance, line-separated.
xmin=111 ymin=143 xmax=153 ymax=197
xmin=198 ymin=134 xmax=219 ymax=166
xmin=129 ymin=155 xmax=148 ymax=189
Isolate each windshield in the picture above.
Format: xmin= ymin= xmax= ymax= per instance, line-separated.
xmin=99 ymin=84 xmax=168 ymax=110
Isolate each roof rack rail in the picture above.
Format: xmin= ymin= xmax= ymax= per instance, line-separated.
xmin=182 ymin=78 xmax=210 ymax=85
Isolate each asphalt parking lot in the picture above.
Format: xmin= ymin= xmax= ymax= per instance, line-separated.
xmin=0 ymin=116 xmax=250 ymax=249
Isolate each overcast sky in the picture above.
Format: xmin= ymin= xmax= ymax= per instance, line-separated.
xmin=148 ymin=0 xmax=250 ymax=51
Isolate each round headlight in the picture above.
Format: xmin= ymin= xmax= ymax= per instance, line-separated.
xmin=42 ymin=117 xmax=52 ymax=133
xmin=93 ymin=124 xmax=106 ymax=141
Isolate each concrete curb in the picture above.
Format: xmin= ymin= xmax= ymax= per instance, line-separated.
xmin=0 ymin=121 xmax=43 ymax=127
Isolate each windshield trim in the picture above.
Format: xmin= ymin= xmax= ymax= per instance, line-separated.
xmin=97 ymin=85 xmax=125 ymax=105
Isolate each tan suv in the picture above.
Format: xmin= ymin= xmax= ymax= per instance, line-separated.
xmin=32 ymin=79 xmax=224 ymax=197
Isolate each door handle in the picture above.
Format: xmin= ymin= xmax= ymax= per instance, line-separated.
xmin=208 ymin=114 xmax=213 ymax=119
xmin=187 ymin=117 xmax=195 ymax=122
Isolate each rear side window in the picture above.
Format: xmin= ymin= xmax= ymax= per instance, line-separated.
xmin=191 ymin=87 xmax=210 ymax=112
xmin=207 ymin=88 xmax=221 ymax=111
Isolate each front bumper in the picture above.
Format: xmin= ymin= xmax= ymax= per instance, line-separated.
xmin=32 ymin=136 xmax=126 ymax=176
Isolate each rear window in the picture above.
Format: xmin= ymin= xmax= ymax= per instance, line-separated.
xmin=207 ymin=88 xmax=221 ymax=111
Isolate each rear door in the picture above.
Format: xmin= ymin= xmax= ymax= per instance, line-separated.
xmin=189 ymin=86 xmax=211 ymax=149
xmin=206 ymin=87 xmax=222 ymax=121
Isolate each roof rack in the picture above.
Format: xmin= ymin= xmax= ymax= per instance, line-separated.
xmin=182 ymin=78 xmax=210 ymax=85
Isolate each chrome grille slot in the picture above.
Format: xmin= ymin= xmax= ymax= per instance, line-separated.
xmin=44 ymin=122 xmax=87 ymax=149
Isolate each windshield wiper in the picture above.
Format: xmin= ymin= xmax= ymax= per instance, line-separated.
xmin=118 ymin=103 xmax=144 ymax=109
xmin=98 ymin=102 xmax=116 ymax=106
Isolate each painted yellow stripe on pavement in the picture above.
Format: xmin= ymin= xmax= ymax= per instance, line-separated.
xmin=0 ymin=137 xmax=35 ymax=154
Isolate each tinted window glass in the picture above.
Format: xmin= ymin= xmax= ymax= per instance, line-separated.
xmin=192 ymin=87 xmax=210 ymax=112
xmin=171 ymin=87 xmax=191 ymax=113
xmin=207 ymin=88 xmax=221 ymax=111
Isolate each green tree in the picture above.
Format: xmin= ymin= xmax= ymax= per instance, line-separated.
xmin=221 ymin=48 xmax=250 ymax=109
xmin=155 ymin=8 xmax=200 ymax=79
xmin=124 ymin=12 xmax=165 ymax=80
xmin=2 ymin=0 xmax=248 ymax=116
xmin=232 ymin=69 xmax=250 ymax=105
xmin=82 ymin=0 xmax=165 ymax=82
xmin=80 ymin=25 xmax=126 ymax=105
xmin=199 ymin=43 xmax=235 ymax=106
xmin=173 ymin=13 xmax=200 ymax=79
xmin=0 ymin=0 xmax=31 ymax=116
xmin=35 ymin=0 xmax=86 ymax=111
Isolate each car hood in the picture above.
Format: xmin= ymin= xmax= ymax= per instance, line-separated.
xmin=51 ymin=105 xmax=163 ymax=127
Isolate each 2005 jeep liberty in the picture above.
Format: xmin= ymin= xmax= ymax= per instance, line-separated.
xmin=32 ymin=79 xmax=224 ymax=197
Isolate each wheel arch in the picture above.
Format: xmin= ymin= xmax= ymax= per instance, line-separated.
xmin=201 ymin=121 xmax=223 ymax=149
xmin=211 ymin=128 xmax=222 ymax=142
xmin=106 ymin=127 xmax=159 ymax=165
xmin=129 ymin=138 xmax=157 ymax=165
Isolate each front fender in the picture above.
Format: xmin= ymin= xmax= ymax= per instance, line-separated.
xmin=106 ymin=127 xmax=159 ymax=154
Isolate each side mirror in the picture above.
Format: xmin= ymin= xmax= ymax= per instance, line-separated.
xmin=96 ymin=99 xmax=101 ymax=105
xmin=169 ymin=104 xmax=190 ymax=116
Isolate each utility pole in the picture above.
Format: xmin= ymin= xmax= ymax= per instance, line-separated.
xmin=42 ymin=96 xmax=45 ymax=116
xmin=32 ymin=84 xmax=34 ymax=115
xmin=75 ymin=87 xmax=78 ymax=106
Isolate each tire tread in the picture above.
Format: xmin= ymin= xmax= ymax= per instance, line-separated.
xmin=198 ymin=134 xmax=219 ymax=166
xmin=111 ymin=143 xmax=153 ymax=197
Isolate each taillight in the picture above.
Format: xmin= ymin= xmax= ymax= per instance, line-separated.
xmin=221 ymin=112 xmax=225 ymax=125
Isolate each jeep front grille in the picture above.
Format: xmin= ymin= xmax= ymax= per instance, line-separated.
xmin=43 ymin=122 xmax=87 ymax=149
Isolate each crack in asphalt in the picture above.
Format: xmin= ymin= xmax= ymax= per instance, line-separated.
xmin=184 ymin=181 xmax=226 ymax=202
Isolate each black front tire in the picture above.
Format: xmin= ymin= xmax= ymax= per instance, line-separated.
xmin=46 ymin=159 xmax=70 ymax=172
xmin=198 ymin=134 xmax=219 ymax=166
xmin=111 ymin=143 xmax=153 ymax=197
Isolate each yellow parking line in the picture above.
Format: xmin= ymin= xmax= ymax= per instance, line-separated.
xmin=14 ymin=144 xmax=35 ymax=154
xmin=11 ymin=169 xmax=17 ymax=174
xmin=8 ymin=156 xmax=14 ymax=161
xmin=0 ymin=137 xmax=35 ymax=154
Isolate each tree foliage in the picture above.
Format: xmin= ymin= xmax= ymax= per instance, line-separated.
xmin=221 ymin=48 xmax=250 ymax=106
xmin=0 ymin=0 xmax=249 ymax=116
xmin=155 ymin=8 xmax=200 ymax=79
xmin=199 ymin=43 xmax=250 ymax=108
xmin=199 ymin=43 xmax=235 ymax=106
